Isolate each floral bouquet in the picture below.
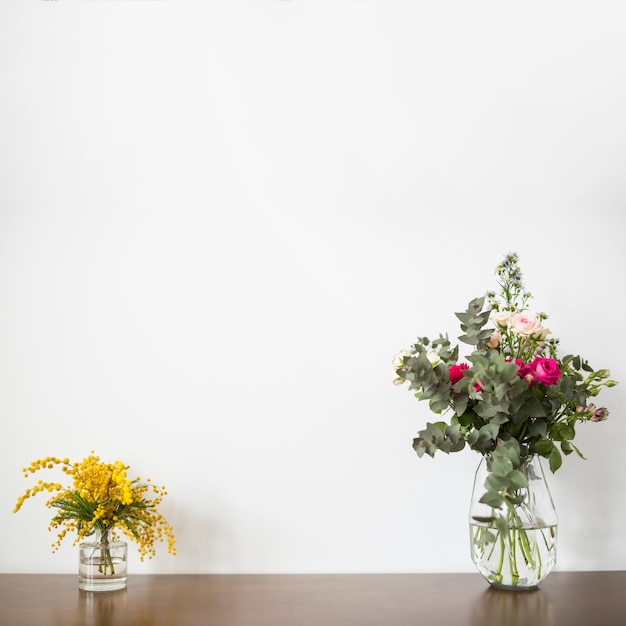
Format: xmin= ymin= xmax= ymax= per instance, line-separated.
xmin=14 ymin=452 xmax=176 ymax=576
xmin=391 ymin=253 xmax=617 ymax=587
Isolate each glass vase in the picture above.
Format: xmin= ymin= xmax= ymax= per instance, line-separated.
xmin=469 ymin=454 xmax=558 ymax=590
xmin=78 ymin=529 xmax=128 ymax=592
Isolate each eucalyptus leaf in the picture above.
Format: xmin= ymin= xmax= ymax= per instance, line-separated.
xmin=494 ymin=515 xmax=509 ymax=535
xmin=505 ymin=469 xmax=528 ymax=490
xmin=498 ymin=440 xmax=522 ymax=467
xmin=479 ymin=491 xmax=504 ymax=509
xmin=485 ymin=474 xmax=510 ymax=492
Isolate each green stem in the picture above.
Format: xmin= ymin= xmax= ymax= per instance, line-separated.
xmin=518 ymin=527 xmax=536 ymax=569
xmin=494 ymin=531 xmax=505 ymax=585
xmin=508 ymin=526 xmax=519 ymax=585
xmin=98 ymin=529 xmax=115 ymax=576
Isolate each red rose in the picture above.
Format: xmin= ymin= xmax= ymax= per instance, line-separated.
xmin=449 ymin=363 xmax=469 ymax=384
xmin=528 ymin=357 xmax=561 ymax=386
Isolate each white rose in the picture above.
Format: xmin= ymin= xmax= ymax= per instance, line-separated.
xmin=510 ymin=313 xmax=547 ymax=338
xmin=535 ymin=326 xmax=551 ymax=340
xmin=391 ymin=349 xmax=411 ymax=369
xmin=426 ymin=350 xmax=441 ymax=366
xmin=490 ymin=310 xmax=513 ymax=328
xmin=390 ymin=369 xmax=408 ymax=386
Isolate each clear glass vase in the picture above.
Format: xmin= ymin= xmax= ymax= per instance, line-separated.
xmin=78 ymin=529 xmax=128 ymax=592
xmin=469 ymin=454 xmax=558 ymax=590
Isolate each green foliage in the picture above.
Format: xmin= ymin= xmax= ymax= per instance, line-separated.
xmin=478 ymin=440 xmax=529 ymax=511
xmin=456 ymin=297 xmax=493 ymax=348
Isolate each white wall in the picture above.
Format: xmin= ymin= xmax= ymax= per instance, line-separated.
xmin=1 ymin=0 xmax=625 ymax=575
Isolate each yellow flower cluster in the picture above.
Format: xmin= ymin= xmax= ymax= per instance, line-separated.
xmin=14 ymin=453 xmax=176 ymax=560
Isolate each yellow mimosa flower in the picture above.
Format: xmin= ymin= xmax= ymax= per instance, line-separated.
xmin=13 ymin=453 xmax=176 ymax=559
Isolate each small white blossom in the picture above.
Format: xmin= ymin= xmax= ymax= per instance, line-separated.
xmin=426 ymin=350 xmax=441 ymax=366
xmin=390 ymin=369 xmax=410 ymax=387
xmin=490 ymin=310 xmax=513 ymax=328
xmin=391 ymin=349 xmax=411 ymax=369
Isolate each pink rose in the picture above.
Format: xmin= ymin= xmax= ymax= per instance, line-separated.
xmin=449 ymin=363 xmax=469 ymax=384
xmin=449 ymin=363 xmax=481 ymax=390
xmin=508 ymin=359 xmax=533 ymax=383
xmin=513 ymin=359 xmax=531 ymax=380
xmin=528 ymin=357 xmax=561 ymax=386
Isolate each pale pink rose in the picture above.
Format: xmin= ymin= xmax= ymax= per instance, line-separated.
xmin=487 ymin=330 xmax=501 ymax=349
xmin=490 ymin=311 xmax=513 ymax=328
xmin=510 ymin=313 xmax=548 ymax=339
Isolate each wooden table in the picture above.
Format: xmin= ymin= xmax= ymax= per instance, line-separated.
xmin=1 ymin=572 xmax=625 ymax=625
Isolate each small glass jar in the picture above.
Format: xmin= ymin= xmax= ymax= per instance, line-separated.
xmin=78 ymin=529 xmax=128 ymax=592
